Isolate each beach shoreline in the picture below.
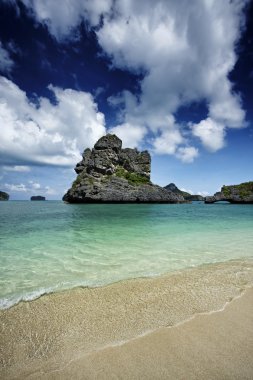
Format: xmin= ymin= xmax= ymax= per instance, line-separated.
xmin=62 ymin=287 xmax=253 ymax=380
xmin=1 ymin=259 xmax=253 ymax=379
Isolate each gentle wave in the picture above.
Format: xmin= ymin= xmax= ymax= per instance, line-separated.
xmin=1 ymin=202 xmax=253 ymax=310
xmin=0 ymin=274 xmax=162 ymax=310
xmin=1 ymin=258 xmax=253 ymax=310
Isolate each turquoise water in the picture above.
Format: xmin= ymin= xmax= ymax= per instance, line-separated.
xmin=0 ymin=201 xmax=253 ymax=309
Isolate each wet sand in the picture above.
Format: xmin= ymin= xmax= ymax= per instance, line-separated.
xmin=46 ymin=287 xmax=253 ymax=380
xmin=1 ymin=259 xmax=253 ymax=379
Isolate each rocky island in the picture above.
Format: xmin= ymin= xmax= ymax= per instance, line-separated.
xmin=31 ymin=196 xmax=46 ymax=201
xmin=0 ymin=191 xmax=9 ymax=201
xmin=63 ymin=134 xmax=185 ymax=203
xmin=164 ymin=183 xmax=204 ymax=201
xmin=205 ymin=182 xmax=253 ymax=204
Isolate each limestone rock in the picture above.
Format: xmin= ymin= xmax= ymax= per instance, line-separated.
xmin=205 ymin=182 xmax=253 ymax=204
xmin=31 ymin=196 xmax=46 ymax=201
xmin=164 ymin=183 xmax=204 ymax=201
xmin=0 ymin=191 xmax=9 ymax=201
xmin=63 ymin=134 xmax=185 ymax=203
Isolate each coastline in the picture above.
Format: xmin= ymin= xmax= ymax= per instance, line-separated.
xmin=1 ymin=259 xmax=253 ymax=379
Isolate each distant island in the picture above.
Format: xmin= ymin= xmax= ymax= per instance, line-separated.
xmin=0 ymin=191 xmax=9 ymax=201
xmin=63 ymin=134 xmax=185 ymax=203
xmin=205 ymin=182 xmax=253 ymax=204
xmin=164 ymin=183 xmax=204 ymax=201
xmin=31 ymin=196 xmax=46 ymax=201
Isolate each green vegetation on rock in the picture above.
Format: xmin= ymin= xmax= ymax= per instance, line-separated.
xmin=222 ymin=182 xmax=253 ymax=199
xmin=222 ymin=185 xmax=231 ymax=197
xmin=72 ymin=175 xmax=82 ymax=189
xmin=115 ymin=167 xmax=150 ymax=186
xmin=237 ymin=182 xmax=253 ymax=199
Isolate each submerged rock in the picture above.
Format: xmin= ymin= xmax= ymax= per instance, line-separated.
xmin=31 ymin=196 xmax=46 ymax=201
xmin=205 ymin=182 xmax=253 ymax=204
xmin=63 ymin=134 xmax=185 ymax=203
xmin=0 ymin=191 xmax=9 ymax=201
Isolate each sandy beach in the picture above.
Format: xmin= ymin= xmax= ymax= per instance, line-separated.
xmin=47 ymin=287 xmax=253 ymax=380
xmin=1 ymin=259 xmax=253 ymax=379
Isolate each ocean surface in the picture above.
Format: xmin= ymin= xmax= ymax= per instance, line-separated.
xmin=0 ymin=201 xmax=252 ymax=309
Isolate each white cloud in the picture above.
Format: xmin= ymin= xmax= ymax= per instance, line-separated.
xmin=191 ymin=117 xmax=225 ymax=151
xmin=96 ymin=0 xmax=247 ymax=158
xmin=7 ymin=0 xmax=249 ymax=161
xmin=109 ymin=122 xmax=146 ymax=148
xmin=3 ymin=180 xmax=56 ymax=195
xmin=21 ymin=0 xmax=113 ymax=41
xmin=4 ymin=183 xmax=28 ymax=192
xmin=0 ymin=42 xmax=14 ymax=73
xmin=209 ymin=91 xmax=245 ymax=128
xmin=29 ymin=181 xmax=41 ymax=190
xmin=176 ymin=146 xmax=199 ymax=163
xmin=3 ymin=165 xmax=31 ymax=172
xmin=0 ymin=76 xmax=106 ymax=166
xmin=45 ymin=185 xmax=56 ymax=195
xmin=179 ymin=188 xmax=209 ymax=196
xmin=153 ymin=129 xmax=184 ymax=155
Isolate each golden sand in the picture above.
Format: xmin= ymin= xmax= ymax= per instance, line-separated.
xmin=1 ymin=259 xmax=253 ymax=379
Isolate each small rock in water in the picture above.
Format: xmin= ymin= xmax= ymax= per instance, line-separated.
xmin=31 ymin=196 xmax=46 ymax=201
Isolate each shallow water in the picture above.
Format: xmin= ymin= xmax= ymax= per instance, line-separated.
xmin=0 ymin=201 xmax=252 ymax=308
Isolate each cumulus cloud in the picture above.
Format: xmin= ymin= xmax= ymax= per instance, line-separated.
xmin=2 ymin=165 xmax=31 ymax=172
xmin=176 ymin=146 xmax=199 ymax=163
xmin=29 ymin=180 xmax=41 ymax=190
xmin=96 ymin=0 xmax=247 ymax=157
xmin=3 ymin=180 xmax=56 ymax=194
xmin=153 ymin=129 xmax=184 ymax=155
xmin=0 ymin=42 xmax=14 ymax=74
xmin=191 ymin=118 xmax=226 ymax=151
xmin=4 ymin=183 xmax=28 ymax=192
xmin=0 ymin=76 xmax=106 ymax=166
xmin=7 ymin=0 xmax=249 ymax=161
xmin=21 ymin=0 xmax=113 ymax=40
xmin=109 ymin=122 xmax=146 ymax=148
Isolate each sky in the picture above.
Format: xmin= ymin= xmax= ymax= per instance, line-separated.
xmin=0 ymin=0 xmax=252 ymax=200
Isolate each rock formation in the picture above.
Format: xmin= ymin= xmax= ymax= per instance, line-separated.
xmin=31 ymin=196 xmax=46 ymax=201
xmin=184 ymin=194 xmax=204 ymax=201
xmin=63 ymin=134 xmax=185 ymax=203
xmin=205 ymin=182 xmax=253 ymax=204
xmin=0 ymin=191 xmax=9 ymax=201
xmin=164 ymin=183 xmax=204 ymax=201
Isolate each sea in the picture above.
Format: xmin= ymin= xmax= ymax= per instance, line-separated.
xmin=0 ymin=201 xmax=253 ymax=309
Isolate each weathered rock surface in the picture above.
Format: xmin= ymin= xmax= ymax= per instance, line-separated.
xmin=164 ymin=183 xmax=204 ymax=201
xmin=205 ymin=182 xmax=253 ymax=204
xmin=31 ymin=196 xmax=46 ymax=201
xmin=63 ymin=134 xmax=185 ymax=203
xmin=0 ymin=191 xmax=9 ymax=201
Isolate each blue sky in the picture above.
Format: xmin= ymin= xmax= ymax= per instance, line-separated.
xmin=0 ymin=0 xmax=252 ymax=199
